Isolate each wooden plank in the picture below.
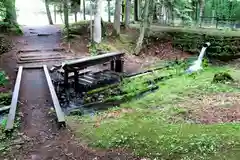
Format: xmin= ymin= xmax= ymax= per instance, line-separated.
xmin=43 ymin=65 xmax=65 ymax=124
xmin=6 ymin=66 xmax=23 ymax=131
xmin=62 ymin=52 xmax=124 ymax=71
xmin=19 ymin=56 xmax=65 ymax=61
xmin=22 ymin=66 xmax=43 ymax=69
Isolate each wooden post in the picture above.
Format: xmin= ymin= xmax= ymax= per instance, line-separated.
xmin=115 ymin=59 xmax=124 ymax=72
xmin=110 ymin=60 xmax=115 ymax=71
xmin=74 ymin=70 xmax=78 ymax=89
xmin=64 ymin=70 xmax=69 ymax=87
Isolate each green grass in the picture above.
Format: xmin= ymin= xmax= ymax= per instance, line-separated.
xmin=67 ymin=64 xmax=240 ymax=160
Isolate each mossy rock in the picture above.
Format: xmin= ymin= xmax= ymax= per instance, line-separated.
xmin=212 ymin=72 xmax=234 ymax=83
xmin=69 ymin=109 xmax=84 ymax=116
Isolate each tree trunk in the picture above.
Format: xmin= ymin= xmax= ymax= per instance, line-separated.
xmin=94 ymin=0 xmax=102 ymax=43
xmin=83 ymin=0 xmax=86 ymax=20
xmin=45 ymin=0 xmax=53 ymax=25
xmin=108 ymin=0 xmax=111 ymax=22
xmin=125 ymin=0 xmax=131 ymax=27
xmin=74 ymin=12 xmax=78 ymax=22
xmin=134 ymin=0 xmax=139 ymax=21
xmin=54 ymin=5 xmax=57 ymax=24
xmin=134 ymin=0 xmax=150 ymax=55
xmin=64 ymin=0 xmax=69 ymax=39
xmin=153 ymin=3 xmax=158 ymax=22
xmin=198 ymin=0 xmax=205 ymax=27
xmin=121 ymin=1 xmax=125 ymax=22
xmin=4 ymin=0 xmax=17 ymax=25
xmin=113 ymin=0 xmax=122 ymax=36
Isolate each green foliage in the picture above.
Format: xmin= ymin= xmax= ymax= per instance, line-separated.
xmin=0 ymin=92 xmax=11 ymax=106
xmin=0 ymin=71 xmax=7 ymax=86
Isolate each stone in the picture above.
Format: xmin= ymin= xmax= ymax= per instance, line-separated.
xmin=13 ymin=138 xmax=24 ymax=145
xmin=15 ymin=145 xmax=22 ymax=149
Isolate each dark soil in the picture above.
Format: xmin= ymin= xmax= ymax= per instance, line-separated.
xmin=0 ymin=25 xmax=139 ymax=160
xmin=184 ymin=93 xmax=240 ymax=124
xmin=193 ymin=105 xmax=240 ymax=124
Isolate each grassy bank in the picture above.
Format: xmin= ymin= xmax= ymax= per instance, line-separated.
xmin=67 ymin=63 xmax=240 ymax=160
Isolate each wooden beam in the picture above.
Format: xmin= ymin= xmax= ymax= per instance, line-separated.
xmin=43 ymin=65 xmax=65 ymax=125
xmin=5 ymin=66 xmax=23 ymax=131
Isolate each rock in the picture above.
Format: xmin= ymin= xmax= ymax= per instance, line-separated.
xmin=212 ymin=72 xmax=234 ymax=83
xmin=15 ymin=145 xmax=22 ymax=149
xmin=49 ymin=67 xmax=56 ymax=73
xmin=13 ymin=138 xmax=24 ymax=145
xmin=69 ymin=109 xmax=83 ymax=116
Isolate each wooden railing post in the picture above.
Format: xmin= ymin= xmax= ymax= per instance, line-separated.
xmin=115 ymin=58 xmax=124 ymax=72
xmin=64 ymin=70 xmax=69 ymax=87
xmin=110 ymin=60 xmax=115 ymax=71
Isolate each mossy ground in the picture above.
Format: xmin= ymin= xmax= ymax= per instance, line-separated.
xmin=67 ymin=62 xmax=240 ymax=160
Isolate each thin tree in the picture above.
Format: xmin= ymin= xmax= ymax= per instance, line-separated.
xmin=83 ymin=0 xmax=86 ymax=20
xmin=113 ymin=0 xmax=122 ymax=36
xmin=198 ymin=0 xmax=205 ymax=27
xmin=134 ymin=0 xmax=139 ymax=21
xmin=125 ymin=0 xmax=131 ymax=27
xmin=94 ymin=0 xmax=102 ymax=43
xmin=63 ymin=0 xmax=69 ymax=39
xmin=107 ymin=0 xmax=111 ymax=22
xmin=134 ymin=0 xmax=151 ymax=55
xmin=45 ymin=0 xmax=53 ymax=25
xmin=54 ymin=5 xmax=57 ymax=24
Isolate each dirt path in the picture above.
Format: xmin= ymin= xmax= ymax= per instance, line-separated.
xmin=0 ymin=25 xmax=137 ymax=160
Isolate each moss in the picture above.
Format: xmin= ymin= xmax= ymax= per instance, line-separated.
xmin=212 ymin=72 xmax=234 ymax=83
xmin=163 ymin=32 xmax=240 ymax=61
xmin=0 ymin=92 xmax=11 ymax=106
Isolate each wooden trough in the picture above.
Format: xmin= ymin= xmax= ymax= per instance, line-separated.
xmin=62 ymin=52 xmax=125 ymax=86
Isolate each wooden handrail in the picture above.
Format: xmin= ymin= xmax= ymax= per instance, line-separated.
xmin=62 ymin=52 xmax=125 ymax=71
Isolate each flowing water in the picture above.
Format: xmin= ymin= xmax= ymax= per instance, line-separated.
xmin=186 ymin=42 xmax=211 ymax=73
